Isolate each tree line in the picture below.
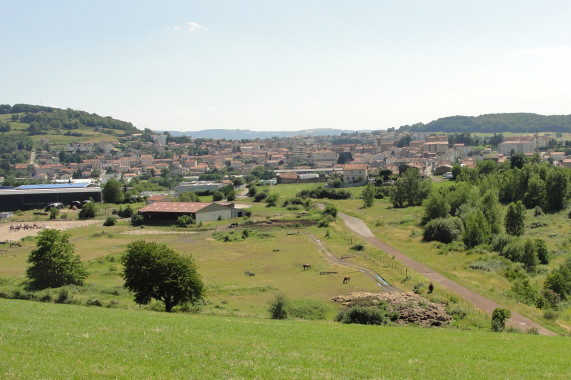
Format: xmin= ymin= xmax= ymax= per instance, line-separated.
xmin=397 ymin=113 xmax=571 ymax=133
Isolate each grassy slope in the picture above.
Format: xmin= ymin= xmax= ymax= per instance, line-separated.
xmin=1 ymin=299 xmax=570 ymax=379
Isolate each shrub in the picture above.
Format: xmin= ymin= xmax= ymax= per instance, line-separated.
xmin=103 ymin=216 xmax=117 ymax=226
xmin=335 ymin=306 xmax=388 ymax=325
xmin=533 ymin=206 xmax=544 ymax=216
xmin=86 ymin=299 xmax=102 ymax=307
xmin=269 ymin=293 xmax=289 ymax=319
xmin=318 ymin=215 xmax=334 ymax=228
xmin=286 ymin=299 xmax=328 ymax=320
xmin=60 ymin=213 xmax=68 ymax=219
xmin=491 ymin=307 xmax=511 ymax=332
xmin=176 ymin=214 xmax=195 ymax=228
xmin=322 ymin=203 xmax=338 ymax=218
xmin=254 ymin=191 xmax=269 ymax=202
xmin=491 ymin=234 xmax=513 ymax=255
xmin=131 ymin=214 xmax=144 ymax=226
xmin=49 ymin=207 xmax=59 ymax=220
xmin=423 ymin=217 xmax=464 ymax=243
xmin=351 ymin=243 xmax=365 ymax=251
xmin=55 ymin=288 xmax=70 ymax=304
xmin=78 ymin=201 xmax=96 ymax=219
xmin=118 ymin=206 xmax=133 ymax=218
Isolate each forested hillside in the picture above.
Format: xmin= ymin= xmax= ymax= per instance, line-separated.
xmin=398 ymin=113 xmax=571 ymax=133
xmin=0 ymin=104 xmax=139 ymax=135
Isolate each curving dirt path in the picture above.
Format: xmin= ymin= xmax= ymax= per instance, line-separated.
xmin=338 ymin=212 xmax=556 ymax=336
xmin=307 ymin=233 xmax=400 ymax=292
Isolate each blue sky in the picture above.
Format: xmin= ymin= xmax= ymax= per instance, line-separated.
xmin=2 ymin=1 xmax=571 ymax=132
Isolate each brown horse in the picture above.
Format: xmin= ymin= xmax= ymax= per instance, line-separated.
xmin=343 ymin=276 xmax=350 ymax=284
xmin=303 ymin=264 xmax=311 ymax=271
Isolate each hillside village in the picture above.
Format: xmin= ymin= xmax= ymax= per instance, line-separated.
xmin=9 ymin=130 xmax=570 ymax=190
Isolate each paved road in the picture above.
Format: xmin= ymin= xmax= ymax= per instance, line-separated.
xmin=338 ymin=211 xmax=556 ymax=336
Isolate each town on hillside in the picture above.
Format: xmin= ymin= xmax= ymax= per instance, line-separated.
xmin=3 ymin=130 xmax=570 ymax=189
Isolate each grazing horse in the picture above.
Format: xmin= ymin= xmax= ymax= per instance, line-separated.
xmin=303 ymin=264 xmax=311 ymax=271
xmin=343 ymin=276 xmax=351 ymax=284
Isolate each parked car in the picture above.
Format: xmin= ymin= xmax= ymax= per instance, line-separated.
xmin=45 ymin=202 xmax=64 ymax=211
xmin=443 ymin=172 xmax=454 ymax=180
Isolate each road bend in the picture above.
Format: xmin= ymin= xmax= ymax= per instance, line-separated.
xmin=338 ymin=211 xmax=556 ymax=336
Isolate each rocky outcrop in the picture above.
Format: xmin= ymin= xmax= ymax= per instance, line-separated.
xmin=332 ymin=292 xmax=453 ymax=327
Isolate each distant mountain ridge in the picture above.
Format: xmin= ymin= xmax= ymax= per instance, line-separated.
xmin=155 ymin=128 xmax=369 ymax=139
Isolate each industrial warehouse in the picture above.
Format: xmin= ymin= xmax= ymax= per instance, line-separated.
xmin=0 ymin=183 xmax=102 ymax=212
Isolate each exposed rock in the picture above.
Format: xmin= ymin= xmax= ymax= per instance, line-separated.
xmin=332 ymin=292 xmax=453 ymax=327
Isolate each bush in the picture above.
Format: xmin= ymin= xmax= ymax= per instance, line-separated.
xmin=423 ymin=217 xmax=464 ymax=243
xmin=318 ymin=215 xmax=334 ymax=228
xmin=322 ymin=203 xmax=338 ymax=218
xmin=297 ymin=187 xmax=351 ymax=200
xmin=49 ymin=207 xmax=59 ymax=220
xmin=78 ymin=201 xmax=96 ymax=219
xmin=335 ymin=306 xmax=388 ymax=325
xmin=286 ymin=299 xmax=328 ymax=320
xmin=176 ymin=214 xmax=195 ymax=228
xmin=55 ymin=288 xmax=70 ymax=304
xmin=118 ymin=206 xmax=133 ymax=218
xmin=491 ymin=234 xmax=513 ymax=255
xmin=491 ymin=307 xmax=511 ymax=332
xmin=269 ymin=293 xmax=289 ymax=319
xmin=103 ymin=216 xmax=117 ymax=226
xmin=131 ymin=214 xmax=144 ymax=226
xmin=254 ymin=191 xmax=269 ymax=202
xmin=351 ymin=243 xmax=365 ymax=251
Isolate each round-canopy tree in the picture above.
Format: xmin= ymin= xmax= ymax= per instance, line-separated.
xmin=121 ymin=240 xmax=204 ymax=312
xmin=102 ymin=177 xmax=124 ymax=203
xmin=26 ymin=229 xmax=88 ymax=290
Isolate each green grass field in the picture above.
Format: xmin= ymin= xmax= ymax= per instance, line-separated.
xmin=1 ymin=299 xmax=570 ymax=379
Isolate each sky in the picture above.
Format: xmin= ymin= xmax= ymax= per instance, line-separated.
xmin=2 ymin=1 xmax=571 ymax=132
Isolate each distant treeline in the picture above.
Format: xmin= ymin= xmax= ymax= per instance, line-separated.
xmin=397 ymin=113 xmax=571 ymax=133
xmin=0 ymin=104 xmax=139 ymax=135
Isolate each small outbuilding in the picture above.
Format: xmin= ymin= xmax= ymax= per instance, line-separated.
xmin=137 ymin=202 xmax=240 ymax=224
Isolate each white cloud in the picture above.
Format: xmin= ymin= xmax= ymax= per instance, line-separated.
xmin=168 ymin=21 xmax=207 ymax=33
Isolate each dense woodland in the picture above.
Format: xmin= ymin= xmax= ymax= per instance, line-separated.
xmin=398 ymin=113 xmax=571 ymax=133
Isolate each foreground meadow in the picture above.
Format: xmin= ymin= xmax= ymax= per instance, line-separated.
xmin=1 ymin=299 xmax=570 ymax=379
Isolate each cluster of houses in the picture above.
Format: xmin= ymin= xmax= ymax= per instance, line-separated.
xmin=12 ymin=131 xmax=570 ymax=187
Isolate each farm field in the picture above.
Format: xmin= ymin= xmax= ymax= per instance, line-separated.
xmin=1 ymin=299 xmax=570 ymax=379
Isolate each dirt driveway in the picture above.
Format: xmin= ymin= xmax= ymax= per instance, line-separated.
xmin=0 ymin=219 xmax=102 ymax=242
xmin=338 ymin=211 xmax=556 ymax=336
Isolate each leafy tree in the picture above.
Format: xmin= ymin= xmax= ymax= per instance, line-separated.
xmin=535 ymin=239 xmax=550 ymax=265
xmin=463 ymin=210 xmax=491 ymax=248
xmin=510 ymin=153 xmax=526 ymax=169
xmin=491 ymin=308 xmax=511 ymax=332
xmin=422 ymin=191 xmax=450 ymax=224
xmin=103 ymin=178 xmax=124 ymax=203
xmin=212 ymin=190 xmax=224 ymax=201
xmin=26 ymin=229 xmax=88 ymax=290
xmin=361 ymin=182 xmax=376 ymax=208
xmin=545 ymin=169 xmax=568 ymax=211
xmin=521 ymin=238 xmax=539 ymax=273
xmin=480 ymin=189 xmax=503 ymax=235
xmin=505 ymin=201 xmax=525 ymax=236
xmin=523 ymin=175 xmax=546 ymax=209
xmin=389 ymin=168 xmax=431 ymax=208
xmin=121 ymin=240 xmax=204 ymax=312
xmin=178 ymin=191 xmax=200 ymax=202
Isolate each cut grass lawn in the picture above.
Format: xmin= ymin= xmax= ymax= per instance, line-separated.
xmin=1 ymin=299 xmax=570 ymax=379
